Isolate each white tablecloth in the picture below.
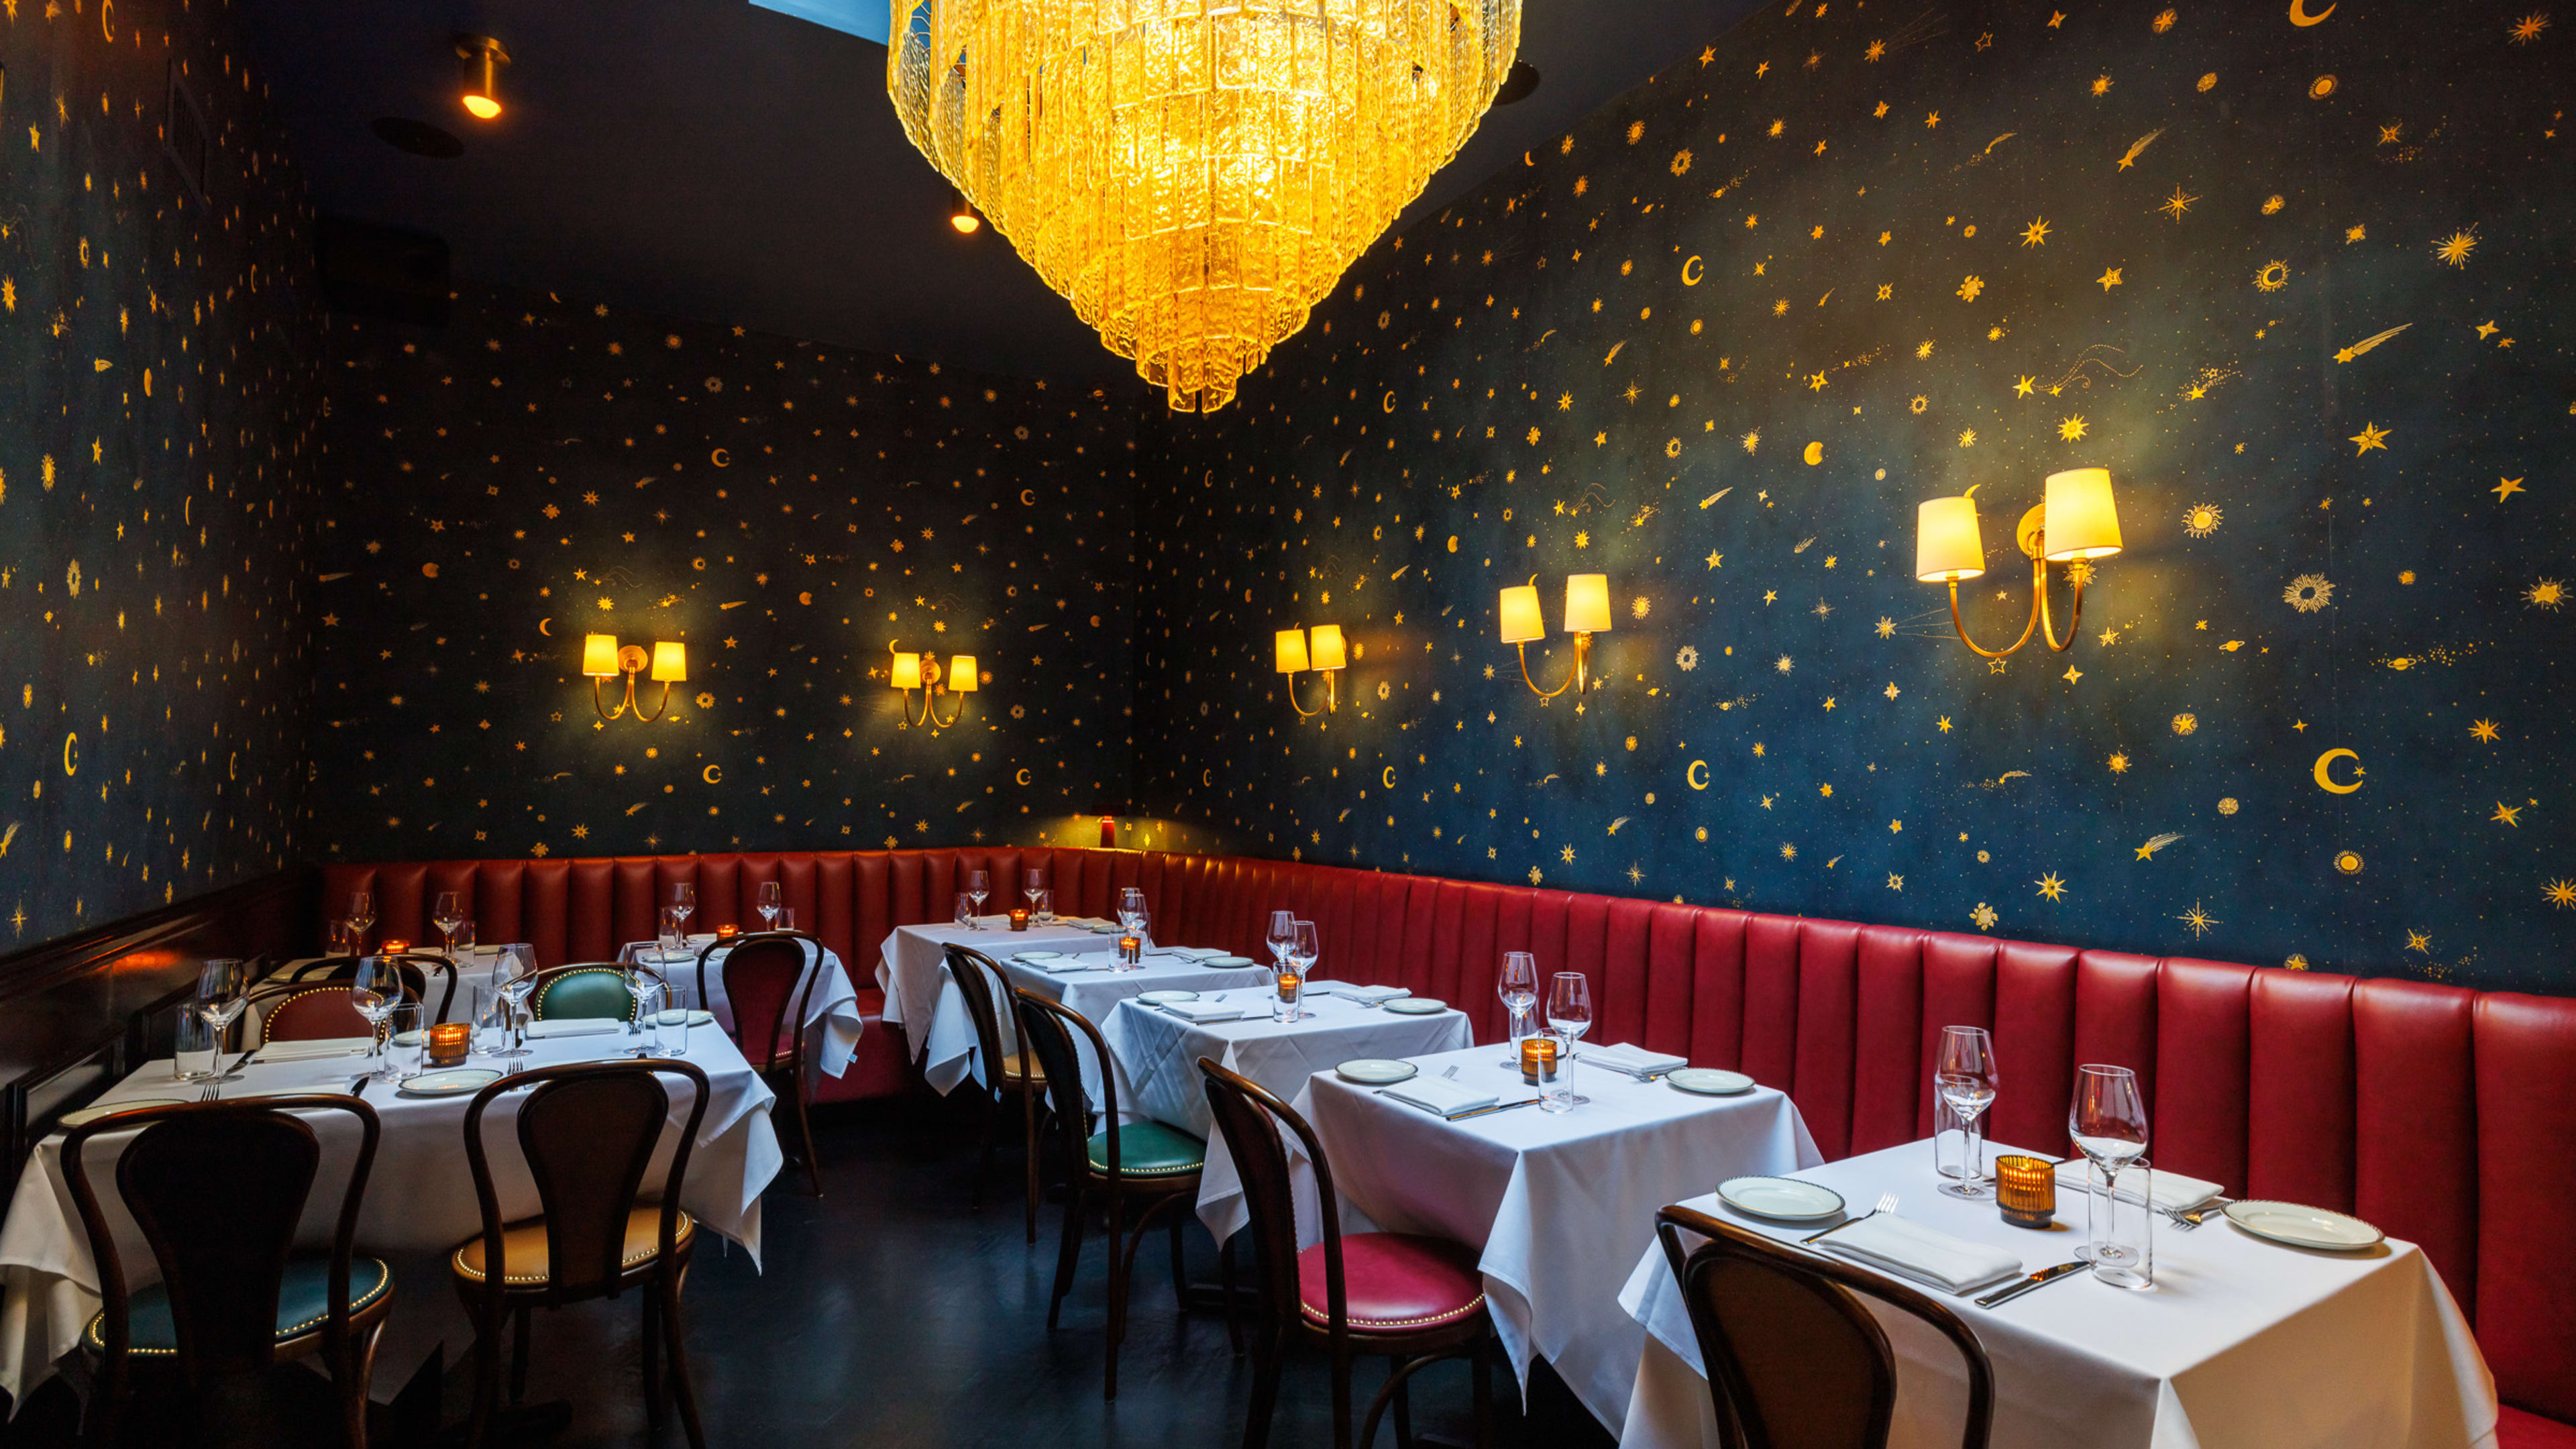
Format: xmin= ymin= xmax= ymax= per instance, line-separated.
xmin=1101 ymin=992 xmax=1473 ymax=1138
xmin=1616 ymin=1139 xmax=2499 ymax=1449
xmin=0 ymin=1028 xmax=782 ymax=1411
xmin=1202 ymin=1043 xmax=1819 ymax=1434
xmin=624 ymin=938 xmax=865 ymax=1078
xmin=877 ymin=919 xmax=1272 ymax=1095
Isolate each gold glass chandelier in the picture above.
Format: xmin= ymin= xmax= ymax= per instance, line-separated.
xmin=889 ymin=0 xmax=1521 ymax=413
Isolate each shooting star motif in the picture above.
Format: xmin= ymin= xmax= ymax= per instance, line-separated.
xmin=2134 ymin=832 xmax=2186 ymax=860
xmin=2116 ymin=129 xmax=2165 ymax=170
xmin=2332 ymin=323 xmax=2412 ymax=364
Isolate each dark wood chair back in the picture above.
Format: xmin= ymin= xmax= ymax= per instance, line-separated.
xmin=1653 ymin=1205 xmax=1994 ymax=1449
xmin=1195 ymin=1057 xmax=1360 ymax=1343
xmin=462 ymin=1059 xmax=709 ymax=1305
xmin=62 ymin=1097 xmax=382 ymax=1393
xmin=1008 ymin=988 xmax=1114 ymax=1169
xmin=696 ymin=931 xmax=820 ymax=1070
xmin=943 ymin=945 xmax=1022 ymax=1101
xmin=286 ymin=952 xmax=457 ymax=1024
xmin=248 ymin=982 xmax=398 ymax=1044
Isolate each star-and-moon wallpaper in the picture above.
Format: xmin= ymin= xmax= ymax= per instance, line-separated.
xmin=306 ymin=281 xmax=1139 ymax=863
xmin=1133 ymin=0 xmax=2575 ymax=992
xmin=0 ymin=0 xmax=323 ymax=949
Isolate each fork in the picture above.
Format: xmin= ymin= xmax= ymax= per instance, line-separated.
xmin=1804 ymin=1191 xmax=1898 ymax=1244
xmin=2164 ymin=1197 xmax=2232 ymax=1231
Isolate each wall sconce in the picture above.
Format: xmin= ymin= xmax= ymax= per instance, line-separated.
xmin=584 ymin=635 xmax=685 ymax=722
xmin=453 ymin=34 xmax=511 ymax=120
xmin=1273 ymin=625 xmax=1346 ymax=716
xmin=891 ymin=646 xmax=979 ymax=728
xmin=1499 ymin=574 xmax=1611 ymax=706
xmin=1915 ymin=468 xmax=2123 ymax=657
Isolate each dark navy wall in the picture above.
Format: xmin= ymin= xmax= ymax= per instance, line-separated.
xmin=1132 ymin=2 xmax=2576 ymax=991
xmin=307 ymin=281 xmax=1138 ymax=861
xmin=0 ymin=0 xmax=321 ymax=947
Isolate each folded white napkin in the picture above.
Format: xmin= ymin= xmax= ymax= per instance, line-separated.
xmin=253 ymin=1037 xmax=374 ymax=1062
xmin=2053 ymin=1161 xmax=2223 ymax=1214
xmin=1038 ymin=957 xmax=1105 ymax=975
xmin=1311 ymin=981 xmax=1411 ymax=1004
xmin=525 ymin=1018 xmax=627 ymax=1038
xmin=1153 ymin=946 xmax=1227 ymax=961
xmin=1379 ymin=1077 xmax=1499 ymax=1118
xmin=1581 ymin=1042 xmax=1688 ymax=1075
xmin=1157 ymin=1000 xmax=1246 ymax=1023
xmin=1823 ymin=1214 xmax=2023 ymax=1294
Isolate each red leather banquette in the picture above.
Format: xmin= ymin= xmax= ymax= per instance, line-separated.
xmin=321 ymin=847 xmax=2576 ymax=1441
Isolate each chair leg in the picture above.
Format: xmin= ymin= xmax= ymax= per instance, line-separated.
xmin=1471 ymin=1335 xmax=1493 ymax=1449
xmin=1047 ymin=1184 xmax=1087 ymax=1329
xmin=1220 ymin=1235 xmax=1244 ymax=1356
xmin=1167 ymin=1197 xmax=1190 ymax=1314
xmin=85 ymin=1352 xmax=127 ymax=1449
xmin=1331 ymin=1342 xmax=1356 ymax=1449
xmin=657 ymin=1271 xmax=707 ymax=1449
xmin=791 ymin=1067 xmax=825 ymax=1198
xmin=464 ymin=1300 xmax=502 ymax=1449
xmin=1242 ymin=1321 xmax=1285 ymax=1449
xmin=508 ymin=1303 xmax=532 ymax=1405
xmin=974 ymin=1090 xmax=1003 ymax=1210
xmin=341 ymin=1318 xmax=386 ymax=1449
xmin=1022 ymin=1087 xmax=1042 ymax=1244
xmin=1392 ymin=1360 xmax=1415 ymax=1449
xmin=642 ymin=1283 xmax=665 ymax=1428
xmin=1104 ymin=1186 xmax=1127 ymax=1401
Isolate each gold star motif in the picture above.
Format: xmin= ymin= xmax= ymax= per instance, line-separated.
xmin=1925 ymin=111 xmax=1940 ymax=128
xmin=2097 ymin=267 xmax=2124 ymax=290
xmin=2433 ymin=230 xmax=2478 ymax=268
xmin=2035 ymin=873 xmax=2068 ymax=902
xmin=2405 ymin=929 xmax=2433 ymax=954
xmin=2345 ymin=224 xmax=2367 ymax=244
xmin=1808 ymin=372 xmax=1829 ymax=391
xmin=2350 ymin=422 xmax=2392 ymax=455
xmin=2063 ymin=665 xmax=2084 ymax=684
xmin=2048 ymin=10 xmax=2065 ymax=24
xmin=2495 ymin=477 xmax=2526 ymax=501
xmin=2510 ymin=12 xmax=2549 ymax=43
xmin=1937 ymin=716 xmax=1953 ymax=733
xmin=2493 ymin=802 xmax=2525 ymax=827
xmin=1706 ymin=551 xmax=1723 ymax=569
xmin=2157 ymin=185 xmax=2198 ymax=222
xmin=2548 ymin=880 xmax=2576 ymax=910
xmin=2020 ymin=217 xmax=2051 ymax=248
xmin=2090 ymin=74 xmax=2112 ymax=96
xmin=2471 ymin=719 xmax=2502 ymax=742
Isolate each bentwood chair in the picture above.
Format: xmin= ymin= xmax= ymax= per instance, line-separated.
xmin=1653 ymin=1205 xmax=1994 ymax=1449
xmin=64 ymin=1097 xmax=392 ymax=1449
xmin=526 ymin=964 xmax=642 ymax=1023
xmin=1013 ymin=989 xmax=1224 ymax=1400
xmin=1197 ymin=1058 xmax=1492 ymax=1449
xmin=696 ymin=929 xmax=827 ymax=1196
xmin=286 ymin=954 xmax=458 ymax=1026
xmin=450 ymin=1059 xmax=710 ymax=1449
xmin=248 ymin=979 xmax=416 ymax=1047
xmin=944 ymin=945 xmax=1049 ymax=1240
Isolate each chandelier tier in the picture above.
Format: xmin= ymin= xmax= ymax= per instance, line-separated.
xmin=890 ymin=0 xmax=1521 ymax=413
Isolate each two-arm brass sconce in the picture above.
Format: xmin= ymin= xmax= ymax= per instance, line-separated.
xmin=583 ymin=635 xmax=686 ymax=722
xmin=1273 ymin=625 xmax=1346 ymax=716
xmin=1499 ymin=574 xmax=1611 ymax=704
xmin=1915 ymin=468 xmax=2123 ymax=657
xmin=890 ymin=646 xmax=979 ymax=728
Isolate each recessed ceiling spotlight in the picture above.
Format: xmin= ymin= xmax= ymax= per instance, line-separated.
xmin=950 ymin=189 xmax=981 ymax=235
xmin=370 ymin=116 xmax=464 ymax=159
xmin=453 ymin=34 xmax=511 ymax=121
xmin=1495 ymin=60 xmax=1540 ymax=105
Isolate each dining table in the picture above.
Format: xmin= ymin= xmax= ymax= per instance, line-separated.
xmin=0 ymin=1022 xmax=782 ymax=1411
xmin=1099 ymin=988 xmax=1473 ymax=1140
xmin=1615 ymin=1138 xmax=2500 ymax=1449
xmin=620 ymin=935 xmax=866 ymax=1078
xmin=1197 ymin=1042 xmax=1821 ymax=1436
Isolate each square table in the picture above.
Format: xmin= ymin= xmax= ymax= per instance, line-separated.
xmin=623 ymin=936 xmax=865 ymax=1078
xmin=1615 ymin=1139 xmax=2499 ymax=1449
xmin=1201 ymin=1042 xmax=1819 ymax=1436
xmin=0 ymin=1026 xmax=782 ymax=1411
xmin=1101 ymin=991 xmax=1474 ymax=1141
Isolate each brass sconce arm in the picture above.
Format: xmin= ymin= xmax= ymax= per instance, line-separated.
xmin=1515 ymin=632 xmax=1592 ymax=700
xmin=1283 ymin=670 xmax=1338 ymax=717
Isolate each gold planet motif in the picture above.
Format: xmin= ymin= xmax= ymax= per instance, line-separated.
xmin=2334 ymin=850 xmax=2364 ymax=875
xmin=2308 ymin=74 xmax=2337 ymax=99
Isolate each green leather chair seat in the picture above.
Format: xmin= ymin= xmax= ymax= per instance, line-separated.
xmin=533 ymin=969 xmax=637 ymax=1022
xmin=1086 ymin=1120 xmax=1207 ymax=1179
xmin=85 ymin=1255 xmax=393 ymax=1356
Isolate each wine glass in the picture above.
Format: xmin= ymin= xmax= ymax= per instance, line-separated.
xmin=490 ymin=949 xmax=535 ymax=1059
xmin=432 ymin=891 xmax=465 ymax=957
xmin=2070 ymin=1063 xmax=2151 ymax=1268
xmin=1266 ymin=910 xmax=1296 ymax=972
xmin=967 ymin=870 xmax=991 ymax=922
xmin=351 ymin=956 xmax=404 ymax=1082
xmin=346 ymin=891 xmax=376 ymax=952
xmin=1546 ymin=972 xmax=1594 ymax=1106
xmin=1935 ymin=1026 xmax=2002 ymax=1199
xmin=625 ymin=970 xmax=666 ymax=1057
xmin=669 ymin=882 xmax=696 ymax=937
xmin=186 ymin=959 xmax=247 ymax=1082
xmin=757 ymin=880 xmax=783 ymax=929
xmin=1118 ymin=888 xmax=1146 ymax=936
xmin=1024 ymin=867 xmax=1048 ymax=914
xmin=1284 ymin=920 xmax=1320 ymax=1022
xmin=1497 ymin=952 xmax=1540 ymax=1066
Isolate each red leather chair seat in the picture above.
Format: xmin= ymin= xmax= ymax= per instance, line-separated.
xmin=1297 ymin=1232 xmax=1486 ymax=1334
xmin=2502 ymin=1406 xmax=2576 ymax=1448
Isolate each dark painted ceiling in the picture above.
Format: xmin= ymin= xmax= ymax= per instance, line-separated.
xmin=240 ymin=0 xmax=1763 ymax=385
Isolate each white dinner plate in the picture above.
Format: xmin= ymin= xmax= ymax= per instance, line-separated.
xmin=60 ymin=1099 xmax=185 ymax=1128
xmin=1667 ymin=1068 xmax=1756 ymax=1095
xmin=1383 ymin=998 xmax=1447 ymax=1016
xmin=398 ymin=1069 xmax=504 ymax=1098
xmin=1719 ymin=1176 xmax=1847 ymax=1223
xmin=1016 ymin=951 xmax=1063 ymax=961
xmin=1138 ymin=989 xmax=1199 ymax=1005
xmin=1335 ymin=1059 xmax=1419 ymax=1085
xmin=2222 ymin=1199 xmax=2385 ymax=1251
xmin=1202 ymin=955 xmax=1256 ymax=968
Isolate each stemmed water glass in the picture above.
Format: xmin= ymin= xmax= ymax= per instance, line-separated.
xmin=490 ymin=949 xmax=535 ymax=1059
xmin=433 ymin=891 xmax=466 ymax=957
xmin=1546 ymin=972 xmax=1594 ymax=1106
xmin=186 ymin=959 xmax=248 ymax=1083
xmin=967 ymin=870 xmax=991 ymax=922
xmin=1282 ymin=920 xmax=1319 ymax=1022
xmin=1118 ymin=888 xmax=1147 ymax=938
xmin=2070 ymin=1063 xmax=2151 ymax=1273
xmin=669 ymin=882 xmax=696 ymax=939
xmin=345 ymin=890 xmax=376 ymax=955
xmin=351 ymin=956 xmax=404 ymax=1082
xmin=1024 ymin=868 xmax=1048 ymax=916
xmin=1266 ymin=910 xmax=1296 ymax=973
xmin=1497 ymin=952 xmax=1540 ymax=1066
xmin=1935 ymin=1026 xmax=2001 ymax=1199
xmin=625 ymin=969 xmax=667 ymax=1057
xmin=757 ymin=880 xmax=784 ymax=930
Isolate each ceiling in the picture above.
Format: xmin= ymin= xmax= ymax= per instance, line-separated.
xmin=239 ymin=0 xmax=1764 ymax=384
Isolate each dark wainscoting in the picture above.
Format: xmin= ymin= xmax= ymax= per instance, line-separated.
xmin=0 ymin=871 xmax=314 ymax=1174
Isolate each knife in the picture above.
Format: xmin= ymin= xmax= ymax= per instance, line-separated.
xmin=1975 ymin=1260 xmax=2087 ymax=1308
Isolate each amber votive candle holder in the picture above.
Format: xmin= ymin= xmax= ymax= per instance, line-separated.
xmin=427 ymin=1022 xmax=471 ymax=1067
xmin=379 ymin=939 xmax=409 ymax=956
xmin=716 ymin=922 xmax=739 ymax=940
xmin=1118 ymin=935 xmax=1141 ymax=965
xmin=1520 ymin=1036 xmax=1560 ymax=1085
xmin=1010 ymin=908 xmax=1031 ymax=932
xmin=1995 ymin=1154 xmax=2057 ymax=1228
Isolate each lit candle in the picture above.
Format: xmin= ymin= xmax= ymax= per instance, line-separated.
xmin=1520 ymin=1036 xmax=1560 ymax=1085
xmin=1010 ymin=908 xmax=1031 ymax=932
xmin=1995 ymin=1154 xmax=2057 ymax=1228
xmin=1118 ymin=934 xmax=1141 ymax=965
xmin=380 ymin=938 xmax=409 ymax=956
xmin=427 ymin=1022 xmax=471 ymax=1067
xmin=715 ymin=922 xmax=739 ymax=940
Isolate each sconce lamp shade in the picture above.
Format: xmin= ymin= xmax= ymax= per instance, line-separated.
xmin=649 ymin=641 xmax=687 ymax=683
xmin=582 ymin=634 xmax=621 ymax=678
xmin=1307 ymin=625 xmax=1347 ymax=672
xmin=1497 ymin=585 xmax=1545 ymax=644
xmin=946 ymin=655 xmax=979 ymax=692
xmin=890 ymin=652 xmax=923 ymax=690
xmin=1275 ymin=629 xmax=1311 ymax=675
xmin=2042 ymin=468 xmax=2123 ymax=561
xmin=1915 ymin=497 xmax=1988 ymax=582
xmin=1562 ymin=574 xmax=1613 ymax=635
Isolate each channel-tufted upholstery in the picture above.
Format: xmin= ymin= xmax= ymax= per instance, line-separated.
xmin=321 ymin=846 xmax=2576 ymax=1428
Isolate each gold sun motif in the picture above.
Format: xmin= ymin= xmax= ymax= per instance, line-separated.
xmin=2021 ymin=217 xmax=2051 ymax=247
xmin=2177 ymin=902 xmax=2220 ymax=938
xmin=2183 ymin=502 xmax=2224 ymax=537
xmin=1957 ymin=275 xmax=1985 ymax=301
xmin=1971 ymin=903 xmax=1999 ymax=931
xmin=2255 ymin=260 xmax=2291 ymax=292
xmin=2059 ymin=415 xmax=2089 ymax=441
xmin=2334 ymin=850 xmax=2364 ymax=875
xmin=1916 ymin=340 xmax=1935 ymax=358
xmin=1910 ymin=394 xmax=1930 ymax=413
xmin=2546 ymin=879 xmax=2576 ymax=910
xmin=1958 ymin=429 xmax=1978 ymax=447
xmin=1670 ymin=149 xmax=1693 ymax=175
xmin=2432 ymin=230 xmax=2479 ymax=268
xmin=2091 ymin=74 xmax=2114 ymax=97
xmin=2284 ymin=574 xmax=2335 ymax=612
xmin=2528 ymin=579 xmax=2567 ymax=610
xmin=1741 ymin=430 xmax=1761 ymax=453
xmin=2218 ymin=798 xmax=2240 ymax=815
xmin=2035 ymin=873 xmax=2068 ymax=902
xmin=1780 ymin=843 xmax=1798 ymax=861
xmin=2108 ymin=752 xmax=2131 ymax=773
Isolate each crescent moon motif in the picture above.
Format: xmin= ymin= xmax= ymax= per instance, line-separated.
xmin=2288 ymin=0 xmax=2333 ymax=24
xmin=100 ymin=0 xmax=113 ymax=39
xmin=1686 ymin=759 xmax=1710 ymax=790
xmin=1019 ymin=489 xmax=1037 ymax=506
xmin=63 ymin=733 xmax=77 ymax=777
xmin=1206 ymin=769 xmax=1218 ymax=787
xmin=710 ymin=448 xmax=731 ymax=467
xmin=1381 ymin=767 xmax=1397 ymax=789
xmin=1803 ymin=441 xmax=1825 ymax=466
xmin=2312 ymin=749 xmax=2363 ymax=794
xmin=1016 ymin=767 xmax=1032 ymax=786
xmin=702 ymin=765 xmax=724 ymax=785
xmin=1381 ymin=391 xmax=1398 ymax=414
xmin=1680 ymin=255 xmax=1705 ymax=286
xmin=537 ymin=617 xmax=553 ymax=636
